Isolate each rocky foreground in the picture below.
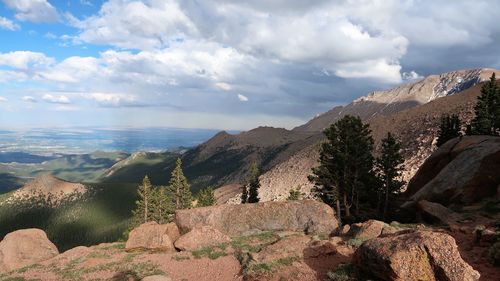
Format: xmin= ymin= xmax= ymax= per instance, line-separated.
xmin=0 ymin=199 xmax=498 ymax=281
xmin=1 ymin=136 xmax=499 ymax=280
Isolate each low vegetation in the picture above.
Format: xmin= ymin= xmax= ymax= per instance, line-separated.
xmin=246 ymin=256 xmax=300 ymax=275
xmin=327 ymin=263 xmax=355 ymax=281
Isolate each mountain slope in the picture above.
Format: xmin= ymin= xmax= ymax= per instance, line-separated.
xmin=294 ymin=68 xmax=499 ymax=132
xmin=100 ymin=127 xmax=318 ymax=191
xmin=251 ymin=80 xmax=489 ymax=202
xmin=0 ymin=151 xmax=129 ymax=193
xmin=11 ymin=174 xmax=86 ymax=200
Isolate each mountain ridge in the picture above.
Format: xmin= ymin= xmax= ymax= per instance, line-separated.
xmin=294 ymin=68 xmax=499 ymax=132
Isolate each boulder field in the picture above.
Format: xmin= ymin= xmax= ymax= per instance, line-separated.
xmin=0 ymin=203 xmax=488 ymax=280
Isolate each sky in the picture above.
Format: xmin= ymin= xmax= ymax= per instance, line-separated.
xmin=0 ymin=0 xmax=499 ymax=130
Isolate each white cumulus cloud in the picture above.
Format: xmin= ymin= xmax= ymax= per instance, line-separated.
xmin=22 ymin=96 xmax=37 ymax=103
xmin=2 ymin=0 xmax=59 ymax=23
xmin=42 ymin=94 xmax=71 ymax=104
xmin=0 ymin=16 xmax=19 ymax=30
xmin=0 ymin=51 xmax=54 ymax=69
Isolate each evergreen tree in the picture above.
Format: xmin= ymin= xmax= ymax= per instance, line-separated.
xmin=167 ymin=158 xmax=192 ymax=209
xmin=492 ymin=74 xmax=500 ymax=133
xmin=470 ymin=73 xmax=499 ymax=135
xmin=246 ymin=162 xmax=260 ymax=203
xmin=132 ymin=175 xmax=153 ymax=225
xmin=197 ymin=187 xmax=216 ymax=207
xmin=375 ymin=132 xmax=405 ymax=220
xmin=309 ymin=115 xmax=375 ymax=224
xmin=150 ymin=187 xmax=175 ymax=224
xmin=436 ymin=114 xmax=462 ymax=147
xmin=241 ymin=184 xmax=248 ymax=203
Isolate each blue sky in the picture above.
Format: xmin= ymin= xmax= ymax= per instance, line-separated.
xmin=0 ymin=0 xmax=500 ymax=130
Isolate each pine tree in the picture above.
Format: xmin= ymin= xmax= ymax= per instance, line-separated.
xmin=132 ymin=175 xmax=153 ymax=225
xmin=492 ymin=74 xmax=500 ymax=134
xmin=309 ymin=115 xmax=375 ymax=224
xmin=167 ymin=158 xmax=192 ymax=209
xmin=436 ymin=114 xmax=462 ymax=147
xmin=241 ymin=184 xmax=248 ymax=203
xmin=150 ymin=187 xmax=175 ymax=224
xmin=470 ymin=73 xmax=499 ymax=135
xmin=197 ymin=187 xmax=216 ymax=207
xmin=375 ymin=132 xmax=405 ymax=220
xmin=246 ymin=162 xmax=260 ymax=203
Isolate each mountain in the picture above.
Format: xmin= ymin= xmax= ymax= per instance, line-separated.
xmin=252 ymin=78 xmax=492 ymax=202
xmin=294 ymin=68 xmax=498 ymax=132
xmin=0 ymin=151 xmax=129 ymax=192
xmin=11 ymin=174 xmax=86 ymax=201
xmin=99 ymin=68 xmax=499 ymax=201
xmin=100 ymin=127 xmax=319 ymax=191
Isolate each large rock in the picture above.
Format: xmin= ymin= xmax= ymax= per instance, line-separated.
xmin=251 ymin=235 xmax=311 ymax=263
xmin=354 ymin=230 xmax=480 ymax=281
xmin=0 ymin=228 xmax=59 ymax=272
xmin=175 ymin=200 xmax=338 ymax=236
xmin=404 ymin=136 xmax=500 ymax=207
xmin=347 ymin=219 xmax=396 ymax=241
xmin=417 ymin=200 xmax=462 ymax=226
xmin=125 ymin=222 xmax=180 ymax=252
xmin=174 ymin=226 xmax=231 ymax=251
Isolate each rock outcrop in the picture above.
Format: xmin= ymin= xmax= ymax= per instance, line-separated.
xmin=175 ymin=200 xmax=338 ymax=236
xmin=0 ymin=228 xmax=59 ymax=272
xmin=347 ymin=220 xmax=397 ymax=241
xmin=125 ymin=222 xmax=180 ymax=252
xmin=174 ymin=226 xmax=231 ymax=251
xmin=417 ymin=200 xmax=462 ymax=226
xmin=354 ymin=230 xmax=480 ymax=281
xmin=404 ymin=136 xmax=500 ymax=207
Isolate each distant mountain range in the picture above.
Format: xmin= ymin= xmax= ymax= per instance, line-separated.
xmin=2 ymin=68 xmax=499 ymax=199
xmin=98 ymin=68 xmax=500 ymax=199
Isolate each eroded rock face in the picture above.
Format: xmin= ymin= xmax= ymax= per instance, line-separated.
xmin=125 ymin=222 xmax=180 ymax=252
xmin=0 ymin=228 xmax=59 ymax=272
xmin=175 ymin=200 xmax=338 ymax=236
xmin=404 ymin=136 xmax=500 ymax=207
xmin=354 ymin=230 xmax=480 ymax=281
xmin=174 ymin=226 xmax=231 ymax=251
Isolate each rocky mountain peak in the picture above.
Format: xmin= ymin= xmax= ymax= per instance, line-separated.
xmin=294 ymin=68 xmax=500 ymax=132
